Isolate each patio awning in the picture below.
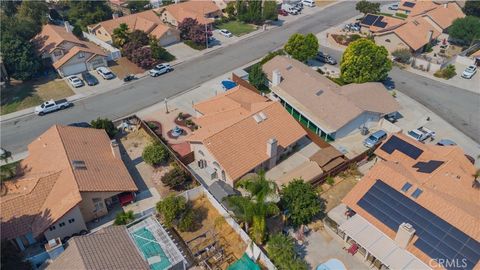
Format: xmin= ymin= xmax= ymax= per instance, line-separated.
xmin=339 ymin=214 xmax=430 ymax=270
xmin=327 ymin=203 xmax=349 ymax=226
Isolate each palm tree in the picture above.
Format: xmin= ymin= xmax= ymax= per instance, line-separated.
xmin=226 ymin=171 xmax=279 ymax=244
xmin=112 ymin=23 xmax=130 ymax=47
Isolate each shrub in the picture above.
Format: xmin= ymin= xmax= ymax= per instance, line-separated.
xmin=259 ymin=49 xmax=285 ymax=65
xmin=150 ymin=41 xmax=175 ymax=62
xmin=434 ymin=65 xmax=456 ymax=79
xmin=156 ymin=196 xmax=187 ymax=227
xmin=90 ymin=118 xmax=117 ymax=138
xmin=114 ymin=210 xmax=135 ymax=225
xmin=395 ymin=12 xmax=408 ymax=18
xmin=347 ymin=34 xmax=361 ymax=43
xmin=392 ymin=48 xmax=412 ymax=64
xmin=326 ymin=176 xmax=335 ymax=186
xmin=178 ymin=209 xmax=195 ymax=232
xmin=161 ymin=163 xmax=190 ymax=189
xmin=142 ymin=142 xmax=169 ymax=166
xmin=184 ymin=40 xmax=206 ymax=50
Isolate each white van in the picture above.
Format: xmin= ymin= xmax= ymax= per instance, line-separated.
xmin=302 ymin=0 xmax=315 ymax=7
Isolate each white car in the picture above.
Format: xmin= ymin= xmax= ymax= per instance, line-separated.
xmin=149 ymin=63 xmax=173 ymax=77
xmin=219 ymin=29 xmax=233 ymax=38
xmin=96 ymin=67 xmax=115 ymax=80
xmin=67 ymin=75 xmax=84 ymax=88
xmin=461 ymin=65 xmax=477 ymax=79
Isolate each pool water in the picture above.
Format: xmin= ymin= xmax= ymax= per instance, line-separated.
xmin=227 ymin=253 xmax=260 ymax=270
xmin=132 ymin=228 xmax=171 ymax=270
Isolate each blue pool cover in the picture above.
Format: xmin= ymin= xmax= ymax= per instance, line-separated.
xmin=317 ymin=258 xmax=346 ymax=270
xmin=221 ymin=80 xmax=237 ymax=90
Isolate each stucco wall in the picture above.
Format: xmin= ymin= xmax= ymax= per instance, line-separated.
xmin=43 ymin=206 xmax=87 ymax=241
xmin=335 ymin=111 xmax=381 ymax=139
xmin=79 ymin=191 xmax=120 ymax=222
xmin=158 ymin=29 xmax=180 ymax=46
xmin=374 ymin=32 xmax=410 ymax=53
xmin=190 ymin=142 xmax=234 ymax=185
xmin=92 ymin=26 xmax=114 ymax=43
xmin=86 ymin=55 xmax=108 ymax=70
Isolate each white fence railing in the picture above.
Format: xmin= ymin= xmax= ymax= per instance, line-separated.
xmin=82 ymin=32 xmax=121 ymax=61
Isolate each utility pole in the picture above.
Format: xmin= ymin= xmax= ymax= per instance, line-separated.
xmin=164 ymin=97 xmax=169 ymax=113
xmin=205 ymin=22 xmax=208 ymax=49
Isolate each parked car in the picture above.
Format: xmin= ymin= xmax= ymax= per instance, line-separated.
xmin=344 ymin=23 xmax=360 ymax=32
xmin=407 ymin=127 xmax=436 ymax=142
xmin=282 ymin=4 xmax=299 ymax=14
xmin=364 ymin=130 xmax=387 ymax=148
xmin=149 ymin=63 xmax=173 ymax=77
xmin=302 ymin=0 xmax=315 ymax=7
xmin=382 ymin=77 xmax=395 ymax=90
xmin=388 ymin=4 xmax=399 ymax=10
xmin=81 ymin=72 xmax=99 ymax=86
xmin=67 ymin=75 xmax=84 ymax=88
xmin=35 ymin=99 xmax=72 ymax=116
xmin=436 ymin=139 xmax=456 ymax=146
xmin=68 ymin=122 xmax=91 ymax=128
xmin=316 ymin=52 xmax=337 ymax=65
xmin=461 ymin=65 xmax=477 ymax=79
xmin=219 ymin=29 xmax=233 ymax=37
xmin=96 ymin=67 xmax=115 ymax=80
xmin=278 ymin=9 xmax=288 ymax=16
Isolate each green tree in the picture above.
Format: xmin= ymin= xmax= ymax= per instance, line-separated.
xmin=161 ymin=163 xmax=190 ymax=190
xmin=392 ymin=48 xmax=412 ymax=64
xmin=156 ymin=195 xmax=187 ymax=227
xmin=0 ymin=32 xmax=41 ymax=81
xmin=90 ymin=118 xmax=118 ymax=138
xmin=17 ymin=1 xmax=49 ymax=25
xmin=248 ymin=64 xmax=266 ymax=89
xmin=127 ymin=0 xmax=150 ymax=13
xmin=284 ymin=33 xmax=318 ymax=62
xmin=463 ymin=0 xmax=480 ymax=17
xmin=72 ymin=23 xmax=84 ymax=39
xmin=114 ymin=210 xmax=135 ymax=225
xmin=0 ymin=1 xmax=20 ymax=17
xmin=67 ymin=1 xmax=113 ymax=30
xmin=142 ymin=142 xmax=169 ymax=166
xmin=247 ymin=0 xmax=263 ymax=24
xmin=267 ymin=233 xmax=308 ymax=270
xmin=280 ymin=179 xmax=325 ymax=228
xmin=236 ymin=0 xmax=248 ymax=22
xmin=355 ymin=0 xmax=380 ymax=15
xmin=226 ymin=171 xmax=279 ymax=244
xmin=263 ymin=1 xmax=278 ymax=21
xmin=226 ymin=2 xmax=236 ymax=18
xmin=340 ymin=38 xmax=392 ymax=83
xmin=128 ymin=29 xmax=150 ymax=46
xmin=448 ymin=16 xmax=480 ymax=45
xmin=113 ymin=23 xmax=130 ymax=47
xmin=178 ymin=208 xmax=195 ymax=232
xmin=1 ymin=240 xmax=31 ymax=270
xmin=150 ymin=39 xmax=175 ymax=61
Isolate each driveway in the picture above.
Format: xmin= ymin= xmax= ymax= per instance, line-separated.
xmin=165 ymin=42 xmax=200 ymax=63
xmin=65 ymin=70 xmax=124 ymax=97
xmin=445 ymin=62 xmax=479 ymax=94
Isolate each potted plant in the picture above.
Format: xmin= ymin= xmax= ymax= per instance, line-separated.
xmin=177 ymin=112 xmax=184 ymax=121
xmin=185 ymin=119 xmax=194 ymax=127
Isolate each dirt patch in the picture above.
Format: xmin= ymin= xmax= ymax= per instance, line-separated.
xmin=179 ymin=196 xmax=247 ymax=268
xmin=109 ymin=57 xmax=146 ymax=79
xmin=319 ymin=175 xmax=358 ymax=212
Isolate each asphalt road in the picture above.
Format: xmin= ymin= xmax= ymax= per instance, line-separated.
xmin=1 ymin=1 xmax=479 ymax=154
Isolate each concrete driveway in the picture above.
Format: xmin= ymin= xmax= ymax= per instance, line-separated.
xmin=447 ymin=62 xmax=480 ymax=94
xmin=65 ymin=70 xmax=124 ymax=97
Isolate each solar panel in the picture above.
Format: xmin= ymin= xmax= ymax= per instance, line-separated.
xmin=361 ymin=14 xmax=378 ymax=26
xmin=413 ymin=160 xmax=444 ymax=173
xmin=357 ymin=180 xmax=480 ymax=270
xmin=380 ymin=135 xmax=424 ymax=159
xmin=373 ymin=20 xmax=387 ymax=28
xmin=403 ymin=1 xmax=416 ymax=7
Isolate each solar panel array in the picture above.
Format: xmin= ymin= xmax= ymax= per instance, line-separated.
xmin=357 ymin=180 xmax=480 ymax=270
xmin=403 ymin=1 xmax=416 ymax=7
xmin=373 ymin=20 xmax=387 ymax=28
xmin=413 ymin=160 xmax=445 ymax=173
xmin=361 ymin=14 xmax=378 ymax=26
xmin=380 ymin=135 xmax=424 ymax=159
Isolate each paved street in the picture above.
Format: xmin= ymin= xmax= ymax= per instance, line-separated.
xmin=1 ymin=1 xmax=479 ymax=154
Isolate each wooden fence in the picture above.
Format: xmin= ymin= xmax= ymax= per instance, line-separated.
xmin=231 ymin=73 xmax=260 ymax=94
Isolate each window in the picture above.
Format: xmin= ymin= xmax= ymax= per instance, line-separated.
xmin=59 ymin=222 xmax=65 ymax=227
xmin=93 ymin=198 xmax=104 ymax=212
xmin=68 ymin=218 xmax=75 ymax=224
xmin=411 ymin=188 xmax=423 ymax=199
xmin=53 ymin=50 xmax=63 ymax=57
xmin=78 ymin=52 xmax=85 ymax=58
xmin=401 ymin=182 xmax=412 ymax=192
xmin=49 ymin=226 xmax=56 ymax=231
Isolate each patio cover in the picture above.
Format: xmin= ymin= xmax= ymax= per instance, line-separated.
xmin=339 ymin=214 xmax=430 ymax=270
xmin=327 ymin=203 xmax=349 ymax=226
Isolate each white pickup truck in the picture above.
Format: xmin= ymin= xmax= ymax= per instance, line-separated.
xmin=35 ymin=99 xmax=72 ymax=116
xmin=407 ymin=126 xmax=436 ymax=142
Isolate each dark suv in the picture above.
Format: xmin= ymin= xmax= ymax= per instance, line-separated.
xmin=82 ymin=72 xmax=99 ymax=86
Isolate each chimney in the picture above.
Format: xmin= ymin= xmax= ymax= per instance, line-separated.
xmin=395 ymin=223 xmax=416 ymax=248
xmin=45 ymin=238 xmax=64 ymax=260
xmin=64 ymin=21 xmax=73 ymax=33
xmin=443 ymin=2 xmax=447 ymax=8
xmin=272 ymin=69 xmax=282 ymax=86
xmin=266 ymin=138 xmax=278 ymax=169
xmin=112 ymin=13 xmax=119 ymax=19
xmin=426 ymin=30 xmax=434 ymax=43
xmin=111 ymin=139 xmax=121 ymax=160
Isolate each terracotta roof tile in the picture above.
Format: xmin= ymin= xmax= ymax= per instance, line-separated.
xmin=52 ymin=45 xmax=106 ymax=69
xmin=423 ymin=2 xmax=465 ymax=29
xmin=187 ymin=86 xmax=306 ymax=181
xmin=159 ymin=0 xmax=220 ymax=25
xmin=393 ymin=17 xmax=441 ymax=51
xmin=339 ymin=82 xmax=401 ymax=114
xmin=32 ymin=24 xmax=83 ymax=54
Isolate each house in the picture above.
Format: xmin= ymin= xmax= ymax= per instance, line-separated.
xmin=339 ymin=134 xmax=479 ymax=270
xmin=262 ymin=56 xmax=400 ymax=141
xmin=33 ymin=24 xmax=108 ymax=77
xmin=157 ymin=0 xmax=222 ymax=27
xmin=0 ymin=125 xmax=138 ymax=265
xmin=187 ymin=85 xmax=307 ymax=186
xmin=88 ymin=10 xmax=180 ymax=47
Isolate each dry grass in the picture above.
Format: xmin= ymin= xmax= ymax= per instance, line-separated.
xmin=320 ymin=175 xmax=358 ymax=212
xmin=109 ymin=57 xmax=146 ymax=79
xmin=1 ymin=75 xmax=73 ymax=115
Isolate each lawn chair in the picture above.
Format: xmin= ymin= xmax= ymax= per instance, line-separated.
xmin=347 ymin=243 xmax=359 ymax=255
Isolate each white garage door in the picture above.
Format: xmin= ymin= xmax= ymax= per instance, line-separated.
xmin=61 ymin=62 xmax=87 ymax=76
xmin=159 ymin=31 xmax=179 ymax=47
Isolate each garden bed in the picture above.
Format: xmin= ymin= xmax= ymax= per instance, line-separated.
xmin=331 ymin=34 xmax=363 ymax=46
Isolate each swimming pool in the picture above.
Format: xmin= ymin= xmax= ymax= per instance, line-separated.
xmin=131 ymin=227 xmax=171 ymax=270
xmin=227 ymin=253 xmax=260 ymax=270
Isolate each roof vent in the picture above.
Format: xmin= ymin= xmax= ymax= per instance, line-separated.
xmin=286 ymin=65 xmax=293 ymax=70
xmin=413 ymin=20 xmax=419 ymax=26
xmin=72 ymin=160 xmax=86 ymax=170
xmin=315 ymin=90 xmax=324 ymax=96
xmin=259 ymin=112 xmax=267 ymax=121
xmin=253 ymin=114 xmax=262 ymax=123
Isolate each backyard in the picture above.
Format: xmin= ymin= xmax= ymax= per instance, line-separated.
xmin=216 ymin=21 xmax=256 ymax=36
xmin=1 ymin=75 xmax=73 ymax=115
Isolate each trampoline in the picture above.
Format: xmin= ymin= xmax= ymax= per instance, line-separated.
xmin=228 ymin=253 xmax=260 ymax=270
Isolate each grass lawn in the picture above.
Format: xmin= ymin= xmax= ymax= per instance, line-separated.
xmin=1 ymin=75 xmax=74 ymax=115
xmin=216 ymin=21 xmax=256 ymax=36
